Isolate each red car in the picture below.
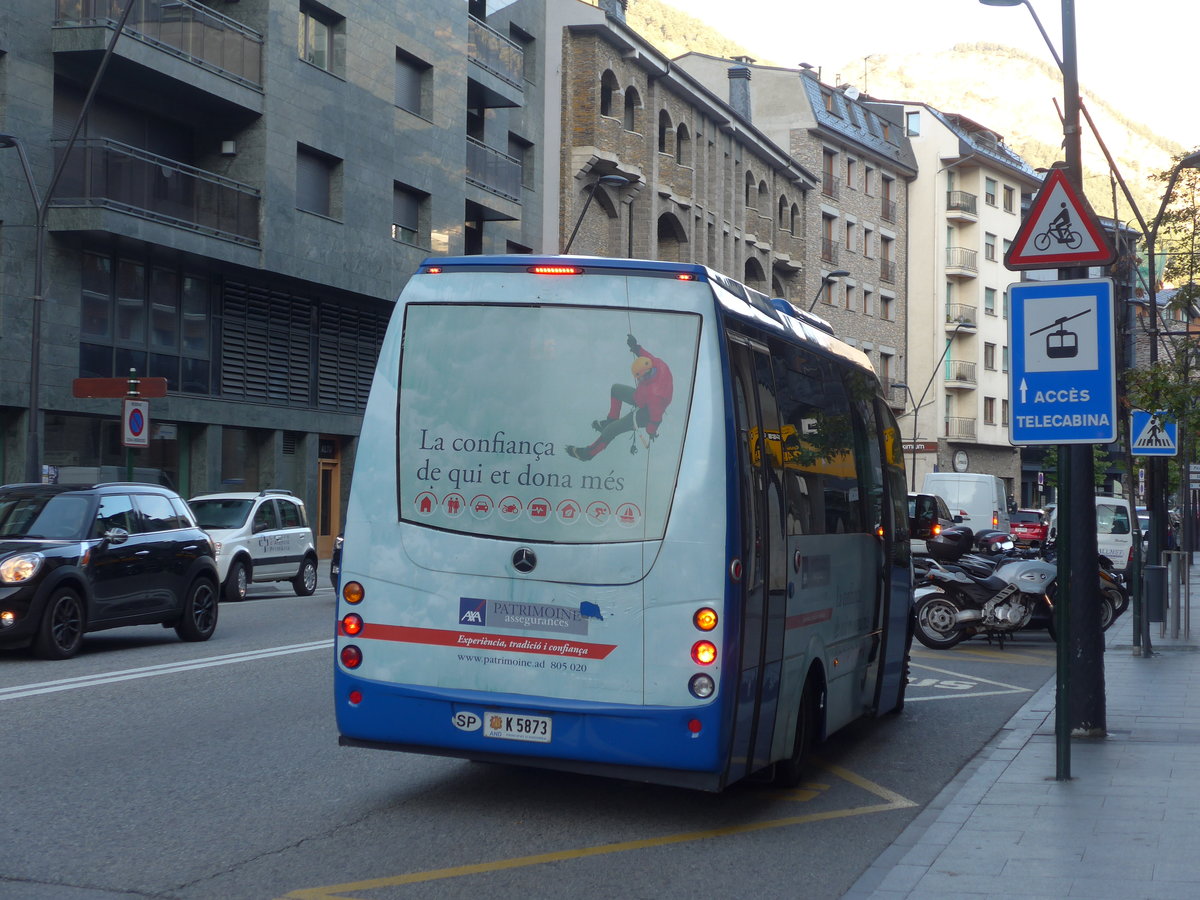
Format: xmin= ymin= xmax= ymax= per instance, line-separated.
xmin=1010 ymin=508 xmax=1049 ymax=546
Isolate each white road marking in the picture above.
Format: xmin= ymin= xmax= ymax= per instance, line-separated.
xmin=904 ymin=662 xmax=1033 ymax=703
xmin=0 ymin=640 xmax=332 ymax=701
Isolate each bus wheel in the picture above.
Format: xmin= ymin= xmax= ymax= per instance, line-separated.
xmin=774 ymin=677 xmax=818 ymax=787
xmin=914 ymin=593 xmax=965 ymax=650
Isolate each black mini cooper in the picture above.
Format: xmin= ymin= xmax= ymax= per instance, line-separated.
xmin=0 ymin=482 xmax=220 ymax=659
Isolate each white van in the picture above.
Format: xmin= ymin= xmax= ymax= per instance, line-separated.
xmin=921 ymin=472 xmax=1010 ymax=535
xmin=1049 ymin=496 xmax=1134 ymax=575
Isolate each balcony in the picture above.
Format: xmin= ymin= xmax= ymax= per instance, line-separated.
xmin=946 ymin=190 xmax=978 ymax=223
xmin=822 ymin=173 xmax=839 ymax=199
xmin=887 ymin=382 xmax=909 ymax=410
xmin=54 ymin=0 xmax=263 ymax=91
xmin=821 ymin=238 xmax=839 ymax=263
xmin=945 ymin=417 xmax=977 ymax=441
xmin=945 ymin=246 xmax=978 ymax=277
xmin=946 ymin=303 xmax=978 ymax=330
xmin=881 ymin=197 xmax=896 ymax=223
xmin=52 ymin=137 xmax=260 ymax=245
xmin=880 ymin=258 xmax=896 ymax=284
xmin=468 ymin=15 xmax=524 ymax=90
xmin=466 ymin=137 xmax=522 ymax=202
xmin=944 ymin=359 xmax=977 ymax=388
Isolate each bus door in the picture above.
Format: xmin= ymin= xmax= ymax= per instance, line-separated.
xmin=871 ymin=400 xmax=912 ymax=714
xmin=725 ymin=333 xmax=787 ymax=780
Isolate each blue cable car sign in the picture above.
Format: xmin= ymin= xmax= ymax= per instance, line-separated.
xmin=1009 ymin=278 xmax=1116 ymax=445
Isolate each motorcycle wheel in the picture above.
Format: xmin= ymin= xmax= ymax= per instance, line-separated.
xmin=1100 ymin=584 xmax=1122 ymax=631
xmin=914 ymin=593 xmax=966 ymax=650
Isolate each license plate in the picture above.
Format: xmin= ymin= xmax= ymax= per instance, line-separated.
xmin=483 ymin=711 xmax=552 ymax=743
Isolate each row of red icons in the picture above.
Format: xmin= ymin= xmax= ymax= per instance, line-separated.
xmin=413 ymin=491 xmax=642 ymax=527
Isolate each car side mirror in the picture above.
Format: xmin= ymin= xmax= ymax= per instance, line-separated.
xmin=103 ymin=527 xmax=130 ymax=545
xmin=953 ymin=515 xmax=963 ymax=523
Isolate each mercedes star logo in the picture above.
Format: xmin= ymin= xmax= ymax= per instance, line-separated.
xmin=512 ymin=548 xmax=537 ymax=573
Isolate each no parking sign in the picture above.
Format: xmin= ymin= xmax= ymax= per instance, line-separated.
xmin=123 ymin=400 xmax=149 ymax=448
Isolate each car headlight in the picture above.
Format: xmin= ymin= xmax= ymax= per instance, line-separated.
xmin=0 ymin=552 xmax=44 ymax=583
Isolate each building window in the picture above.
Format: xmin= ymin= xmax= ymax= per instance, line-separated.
xmin=1002 ymin=344 xmax=1009 ymax=372
xmin=623 ymin=87 xmax=640 ymax=131
xmin=864 ymin=165 xmax=875 ymax=196
xmin=509 ymin=133 xmax=533 ymax=188
xmin=395 ymin=48 xmax=431 ymax=116
xmin=985 ymin=177 xmax=997 ymax=206
xmin=657 ymin=109 xmax=672 ymax=154
xmin=296 ymin=144 xmax=339 ymax=219
xmin=1003 ymin=184 xmax=1015 ymax=212
xmin=985 ymin=287 xmax=997 ymax=315
xmin=985 ymin=342 xmax=996 ymax=370
xmin=863 ymin=226 xmax=874 ymax=258
xmin=985 ymin=232 xmax=997 ymax=260
xmin=392 ymin=182 xmax=427 ymax=246
xmin=1002 ymin=398 xmax=1009 ymax=425
xmin=845 ymin=283 xmax=856 ymax=311
xmin=846 ymin=157 xmax=856 ymax=190
xmin=864 ymin=289 xmax=875 ymax=317
xmin=881 ymin=293 xmax=894 ymax=321
xmin=906 ymin=110 xmax=920 ymax=136
xmin=845 ymin=220 xmax=856 ymax=254
xmin=1003 ymin=288 xmax=1010 ymax=319
xmin=985 ymin=397 xmax=996 ymax=425
xmin=299 ymin=2 xmax=341 ymax=74
xmin=600 ymin=70 xmax=619 ymax=117
xmin=78 ymin=249 xmax=212 ymax=394
xmin=675 ymin=123 xmax=690 ymax=165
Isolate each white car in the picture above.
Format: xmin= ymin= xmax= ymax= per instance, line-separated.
xmin=188 ymin=490 xmax=318 ymax=601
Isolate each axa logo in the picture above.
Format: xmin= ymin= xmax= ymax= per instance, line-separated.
xmin=459 ymin=597 xmax=488 ymax=626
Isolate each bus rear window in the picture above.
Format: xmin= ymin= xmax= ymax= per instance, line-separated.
xmin=398 ymin=304 xmax=700 ymax=542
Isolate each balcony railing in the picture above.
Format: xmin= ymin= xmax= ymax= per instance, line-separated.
xmin=55 ymin=0 xmax=263 ymax=89
xmin=53 ymin=138 xmax=260 ymax=245
xmin=465 ymin=137 xmax=522 ymax=202
xmin=821 ymin=238 xmax=839 ymax=263
xmin=945 ymin=417 xmax=977 ymax=440
xmin=946 ymin=190 xmax=978 ymax=216
xmin=822 ymin=173 xmax=839 ymax=198
xmin=946 ymin=246 xmax=978 ymax=271
xmin=944 ymin=359 xmax=977 ymax=384
xmin=946 ymin=303 xmax=977 ymax=327
xmin=880 ymin=258 xmax=896 ymax=283
xmin=881 ymin=197 xmax=896 ymax=222
xmin=468 ymin=15 xmax=524 ymax=89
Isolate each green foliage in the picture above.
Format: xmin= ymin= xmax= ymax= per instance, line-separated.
xmin=1037 ymin=444 xmax=1113 ymax=492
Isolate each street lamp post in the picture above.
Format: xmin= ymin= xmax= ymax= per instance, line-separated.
xmin=807 ymin=269 xmax=851 ymax=312
xmin=563 ymin=174 xmax=630 ymax=254
xmin=1143 ymin=151 xmax=1200 ymax=567
xmin=893 ymin=322 xmax=968 ymax=491
xmin=0 ymin=134 xmax=47 ymax=485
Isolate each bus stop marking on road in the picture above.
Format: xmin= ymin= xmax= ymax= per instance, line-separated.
xmin=904 ymin=662 xmax=1033 ymax=703
xmin=279 ymin=762 xmax=916 ymax=900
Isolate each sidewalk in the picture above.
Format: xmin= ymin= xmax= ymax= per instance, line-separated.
xmin=845 ymin=556 xmax=1200 ymax=899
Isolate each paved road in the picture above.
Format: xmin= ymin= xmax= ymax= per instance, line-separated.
xmin=0 ymin=592 xmax=1056 ymax=900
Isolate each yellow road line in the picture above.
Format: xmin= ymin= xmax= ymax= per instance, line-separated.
xmin=280 ymin=761 xmax=915 ymax=899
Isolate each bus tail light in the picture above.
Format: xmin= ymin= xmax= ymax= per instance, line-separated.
xmin=689 ymin=674 xmax=715 ymax=698
xmin=340 ymin=645 xmax=363 ymax=669
xmin=343 ymin=581 xmax=364 ymax=604
xmin=693 ymin=607 xmax=718 ymax=631
xmin=341 ymin=613 xmax=363 ymax=636
xmin=691 ymin=640 xmax=717 ymax=665
xmin=528 ymin=265 xmax=583 ymax=275
xmin=348 ymin=690 xmax=363 ymax=705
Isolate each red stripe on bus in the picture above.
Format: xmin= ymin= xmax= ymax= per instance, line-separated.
xmin=785 ymin=609 xmax=833 ymax=630
xmin=352 ymin=623 xmax=618 ymax=659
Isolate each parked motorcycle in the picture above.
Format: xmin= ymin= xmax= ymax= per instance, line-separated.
xmin=913 ymin=527 xmax=1126 ymax=650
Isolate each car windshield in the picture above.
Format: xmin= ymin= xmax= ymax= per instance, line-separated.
xmin=0 ymin=493 xmax=92 ymax=540
xmin=190 ymin=499 xmax=253 ymax=529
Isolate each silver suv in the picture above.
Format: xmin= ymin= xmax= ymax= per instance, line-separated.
xmin=188 ymin=490 xmax=318 ymax=601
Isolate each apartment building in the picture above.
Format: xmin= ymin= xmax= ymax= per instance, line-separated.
xmin=0 ymin=0 xmax=551 ymax=549
xmin=872 ymin=103 xmax=1040 ymax=498
xmin=670 ymin=55 xmax=918 ymax=404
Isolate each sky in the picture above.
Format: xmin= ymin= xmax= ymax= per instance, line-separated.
xmin=656 ymin=0 xmax=1193 ymax=147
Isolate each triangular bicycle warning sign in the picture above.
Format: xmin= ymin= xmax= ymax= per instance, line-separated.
xmin=1005 ymin=168 xmax=1115 ymax=269
xmin=1131 ymin=409 xmax=1177 ymax=456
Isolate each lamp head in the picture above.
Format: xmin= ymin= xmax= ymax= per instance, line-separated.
xmin=597 ymin=174 xmax=630 ymax=187
xmin=0 ymin=134 xmax=20 ymax=149
xmin=1179 ymin=150 xmax=1200 ymax=170
xmin=824 ymin=269 xmax=851 ymax=283
xmin=977 ymin=0 xmax=1025 ymax=6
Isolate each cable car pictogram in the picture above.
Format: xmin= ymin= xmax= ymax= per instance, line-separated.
xmin=1029 ymin=308 xmax=1090 ymax=359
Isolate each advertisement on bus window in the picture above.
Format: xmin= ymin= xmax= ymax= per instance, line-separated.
xmin=398 ymin=304 xmax=700 ymax=543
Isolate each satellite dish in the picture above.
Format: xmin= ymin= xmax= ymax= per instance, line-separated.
xmin=843 ymin=86 xmax=860 ymax=100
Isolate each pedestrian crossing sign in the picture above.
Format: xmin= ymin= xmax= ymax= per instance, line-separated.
xmin=1130 ymin=410 xmax=1177 ymax=456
